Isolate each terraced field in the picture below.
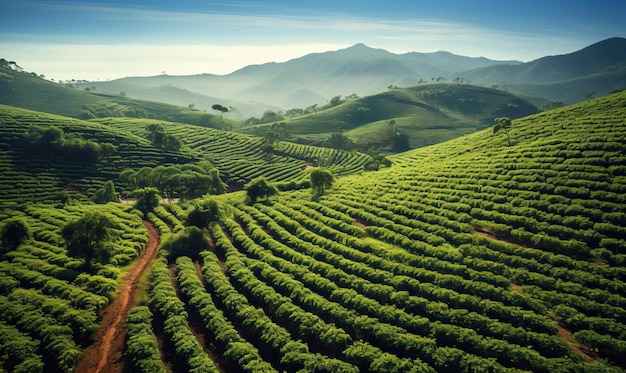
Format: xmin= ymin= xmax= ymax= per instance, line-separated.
xmin=93 ymin=117 xmax=370 ymax=185
xmin=125 ymin=91 xmax=626 ymax=372
xmin=1 ymin=91 xmax=625 ymax=372
xmin=0 ymin=203 xmax=147 ymax=372
xmin=0 ymin=106 xmax=369 ymax=204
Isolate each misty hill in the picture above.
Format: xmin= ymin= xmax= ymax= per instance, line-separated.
xmin=247 ymin=84 xmax=537 ymax=151
xmin=460 ymin=37 xmax=626 ymax=103
xmin=0 ymin=61 xmax=226 ymax=128
xmin=80 ymin=43 xmax=520 ymax=113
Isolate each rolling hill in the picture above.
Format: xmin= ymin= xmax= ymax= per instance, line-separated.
xmin=0 ymin=61 xmax=226 ymax=128
xmin=0 ymin=90 xmax=625 ymax=372
xmin=460 ymin=37 xmax=626 ymax=103
xmin=0 ymin=104 xmax=370 ymax=205
xmin=73 ymin=38 xmax=626 ymax=115
xmin=77 ymin=43 xmax=521 ymax=112
xmin=246 ymin=84 xmax=538 ymax=151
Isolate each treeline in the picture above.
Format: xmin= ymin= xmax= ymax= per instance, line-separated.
xmin=22 ymin=125 xmax=116 ymax=162
xmin=119 ymin=160 xmax=227 ymax=200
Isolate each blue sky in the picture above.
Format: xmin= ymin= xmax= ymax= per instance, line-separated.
xmin=1 ymin=0 xmax=624 ymax=81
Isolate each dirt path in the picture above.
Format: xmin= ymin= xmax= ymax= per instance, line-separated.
xmin=75 ymin=221 xmax=160 ymax=373
xmin=557 ymin=325 xmax=596 ymax=362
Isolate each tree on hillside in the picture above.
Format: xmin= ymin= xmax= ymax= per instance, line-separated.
xmin=310 ymin=168 xmax=334 ymax=199
xmin=61 ymin=211 xmax=117 ymax=270
xmin=245 ymin=177 xmax=278 ymax=204
xmin=212 ymin=104 xmax=229 ymax=130
xmin=325 ymin=132 xmax=355 ymax=153
xmin=186 ymin=199 xmax=223 ymax=228
xmin=387 ymin=119 xmax=397 ymax=137
xmin=363 ymin=155 xmax=392 ymax=171
xmin=260 ymin=110 xmax=284 ymax=124
xmin=329 ymin=95 xmax=343 ymax=107
xmin=306 ymin=104 xmax=318 ymax=115
xmin=92 ymin=180 xmax=119 ymax=204
xmin=493 ymin=117 xmax=512 ymax=146
xmin=1 ymin=218 xmax=30 ymax=251
xmin=162 ymin=226 xmax=207 ymax=260
xmin=146 ymin=123 xmax=167 ymax=147
xmin=133 ymin=187 xmax=160 ymax=215
xmin=162 ymin=133 xmax=182 ymax=152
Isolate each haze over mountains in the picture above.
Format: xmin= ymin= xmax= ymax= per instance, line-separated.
xmin=77 ymin=37 xmax=626 ymax=117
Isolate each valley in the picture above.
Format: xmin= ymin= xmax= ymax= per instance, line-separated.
xmin=0 ymin=38 xmax=625 ymax=373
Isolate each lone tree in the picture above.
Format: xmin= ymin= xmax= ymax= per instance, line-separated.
xmin=245 ymin=177 xmax=278 ymax=204
xmin=212 ymin=104 xmax=229 ymax=130
xmin=61 ymin=211 xmax=117 ymax=270
xmin=1 ymin=218 xmax=30 ymax=251
xmin=133 ymin=187 xmax=160 ymax=215
xmin=186 ymin=199 xmax=223 ymax=228
xmin=310 ymin=168 xmax=334 ymax=199
xmin=92 ymin=180 xmax=119 ymax=204
xmin=493 ymin=117 xmax=512 ymax=146
xmin=325 ymin=132 xmax=355 ymax=153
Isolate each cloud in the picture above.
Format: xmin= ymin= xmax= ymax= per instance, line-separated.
xmin=0 ymin=1 xmax=602 ymax=79
xmin=0 ymin=42 xmax=347 ymax=81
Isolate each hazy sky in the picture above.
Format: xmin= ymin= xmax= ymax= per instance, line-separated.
xmin=1 ymin=0 xmax=624 ymax=81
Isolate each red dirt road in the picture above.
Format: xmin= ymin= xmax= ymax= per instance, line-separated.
xmin=75 ymin=221 xmax=160 ymax=373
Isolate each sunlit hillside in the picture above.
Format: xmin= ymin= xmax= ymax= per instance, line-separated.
xmin=0 ymin=91 xmax=625 ymax=372
xmin=243 ymin=84 xmax=537 ymax=151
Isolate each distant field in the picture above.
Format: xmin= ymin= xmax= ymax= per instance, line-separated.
xmin=242 ymin=84 xmax=538 ymax=151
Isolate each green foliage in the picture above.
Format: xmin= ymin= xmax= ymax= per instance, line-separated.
xmin=325 ymin=132 xmax=356 ymax=152
xmin=146 ymin=123 xmax=181 ymax=151
xmin=120 ymin=162 xmax=226 ymax=200
xmin=493 ymin=116 xmax=512 ymax=145
xmin=161 ymin=226 xmax=207 ymax=260
xmin=91 ymin=180 xmax=119 ymax=204
xmin=245 ymin=177 xmax=278 ymax=204
xmin=185 ymin=199 xmax=222 ymax=228
xmin=125 ymin=306 xmax=167 ymax=373
xmin=61 ymin=211 xmax=117 ymax=269
xmin=363 ymin=155 xmax=392 ymax=171
xmin=133 ymin=187 xmax=160 ymax=215
xmin=0 ymin=218 xmax=30 ymax=251
xmin=24 ymin=125 xmax=116 ymax=162
xmin=310 ymin=168 xmax=334 ymax=198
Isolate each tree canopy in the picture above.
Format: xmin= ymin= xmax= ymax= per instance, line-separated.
xmin=245 ymin=177 xmax=278 ymax=204
xmin=310 ymin=168 xmax=334 ymax=198
xmin=325 ymin=132 xmax=355 ymax=152
xmin=61 ymin=211 xmax=117 ymax=270
xmin=493 ymin=117 xmax=512 ymax=145
xmin=120 ymin=161 xmax=226 ymax=200
xmin=186 ymin=199 xmax=223 ymax=228
xmin=1 ymin=218 xmax=30 ymax=251
xmin=133 ymin=187 xmax=161 ymax=215
xmin=92 ymin=180 xmax=119 ymax=204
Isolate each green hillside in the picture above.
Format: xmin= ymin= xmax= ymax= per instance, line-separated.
xmin=461 ymin=37 xmax=626 ymax=104
xmin=0 ymin=62 xmax=226 ymax=128
xmin=0 ymin=105 xmax=370 ymax=204
xmin=91 ymin=116 xmax=370 ymax=184
xmin=246 ymin=84 xmax=537 ymax=151
xmin=0 ymin=91 xmax=625 ymax=373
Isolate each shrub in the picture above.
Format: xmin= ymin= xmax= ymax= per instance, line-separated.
xmin=1 ymin=218 xmax=30 ymax=251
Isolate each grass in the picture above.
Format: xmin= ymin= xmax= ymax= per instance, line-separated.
xmin=241 ymin=84 xmax=538 ymax=151
xmin=0 ymin=64 xmax=230 ymax=128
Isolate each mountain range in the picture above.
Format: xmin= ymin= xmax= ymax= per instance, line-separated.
xmin=75 ymin=37 xmax=626 ymax=117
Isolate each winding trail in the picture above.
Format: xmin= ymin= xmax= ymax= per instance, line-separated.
xmin=75 ymin=221 xmax=160 ymax=373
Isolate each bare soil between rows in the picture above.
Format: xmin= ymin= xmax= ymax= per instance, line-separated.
xmin=74 ymin=220 xmax=160 ymax=373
